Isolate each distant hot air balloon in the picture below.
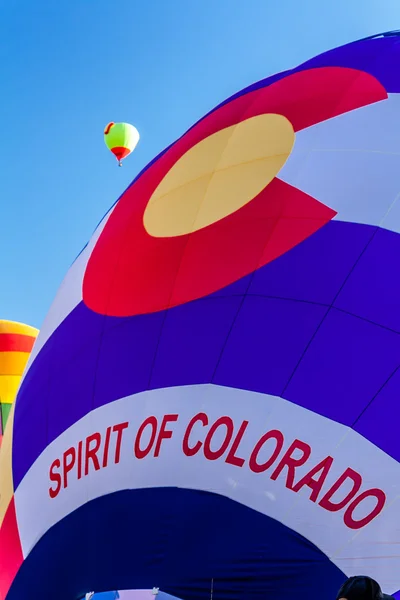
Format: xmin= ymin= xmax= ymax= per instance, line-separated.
xmin=104 ymin=122 xmax=140 ymax=166
xmin=0 ymin=320 xmax=38 ymax=444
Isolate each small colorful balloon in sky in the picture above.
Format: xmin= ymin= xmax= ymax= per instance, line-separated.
xmin=104 ymin=122 xmax=140 ymax=166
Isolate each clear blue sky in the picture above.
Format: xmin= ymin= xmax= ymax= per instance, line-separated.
xmin=1 ymin=0 xmax=399 ymax=329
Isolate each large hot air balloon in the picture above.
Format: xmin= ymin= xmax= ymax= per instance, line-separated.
xmin=0 ymin=321 xmax=38 ymax=444
xmin=104 ymin=122 xmax=140 ymax=166
xmin=3 ymin=29 xmax=400 ymax=600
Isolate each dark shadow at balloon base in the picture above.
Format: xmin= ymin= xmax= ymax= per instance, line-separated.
xmin=9 ymin=488 xmax=344 ymax=600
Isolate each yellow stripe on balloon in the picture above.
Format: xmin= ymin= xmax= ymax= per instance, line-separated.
xmin=0 ymin=376 xmax=21 ymax=405
xmin=0 ymin=320 xmax=38 ymax=337
xmin=0 ymin=351 xmax=31 ymax=376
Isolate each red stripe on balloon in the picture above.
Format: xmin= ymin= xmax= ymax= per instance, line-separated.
xmin=104 ymin=122 xmax=114 ymax=135
xmin=0 ymin=333 xmax=35 ymax=353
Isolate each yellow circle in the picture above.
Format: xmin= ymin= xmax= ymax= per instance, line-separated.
xmin=143 ymin=113 xmax=295 ymax=238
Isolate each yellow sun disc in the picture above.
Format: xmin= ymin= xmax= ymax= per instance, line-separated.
xmin=143 ymin=113 xmax=295 ymax=238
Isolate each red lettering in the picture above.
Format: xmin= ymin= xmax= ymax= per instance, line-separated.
xmin=319 ymin=467 xmax=362 ymax=511
xmin=249 ymin=430 xmax=284 ymax=474
xmin=226 ymin=420 xmax=249 ymax=467
xmin=84 ymin=433 xmax=101 ymax=476
xmin=204 ymin=416 xmax=234 ymax=461
xmin=77 ymin=440 xmax=83 ymax=479
xmin=113 ymin=421 xmax=129 ymax=463
xmin=292 ymin=456 xmax=334 ymax=501
xmin=270 ymin=439 xmax=311 ymax=489
xmin=102 ymin=426 xmax=112 ymax=468
xmin=135 ymin=416 xmax=157 ymax=459
xmin=154 ymin=414 xmax=178 ymax=457
xmin=63 ymin=447 xmax=76 ymax=488
xmin=48 ymin=415 xmax=388 ymax=528
xmin=49 ymin=459 xmax=61 ymax=498
xmin=344 ymin=488 xmax=386 ymax=529
xmin=183 ymin=413 xmax=208 ymax=457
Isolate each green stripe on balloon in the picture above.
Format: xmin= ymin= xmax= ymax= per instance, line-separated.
xmin=1 ymin=402 xmax=12 ymax=433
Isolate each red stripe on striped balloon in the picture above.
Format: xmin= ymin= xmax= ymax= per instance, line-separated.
xmin=0 ymin=333 xmax=36 ymax=353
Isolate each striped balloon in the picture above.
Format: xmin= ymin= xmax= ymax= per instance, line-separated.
xmin=0 ymin=321 xmax=38 ymax=443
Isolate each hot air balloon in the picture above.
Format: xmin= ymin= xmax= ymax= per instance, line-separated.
xmin=104 ymin=122 xmax=140 ymax=166
xmin=0 ymin=320 xmax=38 ymax=444
xmin=4 ymin=29 xmax=400 ymax=600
